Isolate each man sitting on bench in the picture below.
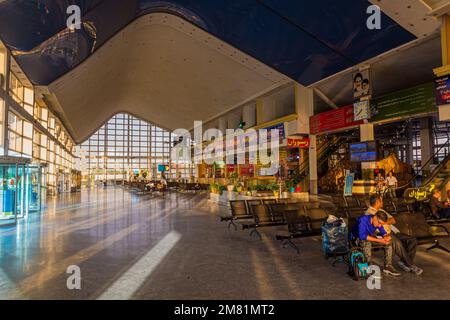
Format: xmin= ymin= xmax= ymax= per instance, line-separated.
xmin=366 ymin=196 xmax=423 ymax=275
xmin=350 ymin=211 xmax=400 ymax=277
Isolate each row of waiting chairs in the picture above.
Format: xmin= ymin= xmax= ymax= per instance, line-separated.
xmin=223 ymin=199 xmax=321 ymax=230
xmin=222 ymin=200 xmax=330 ymax=254
xmin=329 ymin=195 xmax=450 ymax=254
xmin=222 ymin=197 xmax=450 ymax=255
xmin=326 ymin=195 xmax=414 ymax=222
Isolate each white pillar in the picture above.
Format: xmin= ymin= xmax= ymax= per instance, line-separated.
xmin=360 ymin=123 xmax=376 ymax=183
xmin=360 ymin=123 xmax=374 ymax=142
xmin=309 ymin=135 xmax=318 ymax=194
xmin=294 ymin=83 xmax=316 ymax=193
xmin=295 ymin=83 xmax=314 ymax=135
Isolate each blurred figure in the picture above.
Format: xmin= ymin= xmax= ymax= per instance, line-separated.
xmin=375 ymin=172 xmax=385 ymax=196
xmin=430 ymin=189 xmax=450 ymax=219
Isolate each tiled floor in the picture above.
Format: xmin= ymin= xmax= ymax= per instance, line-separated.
xmin=1 ymin=187 xmax=450 ymax=300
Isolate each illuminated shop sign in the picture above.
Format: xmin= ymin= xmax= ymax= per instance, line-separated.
xmin=403 ymin=185 xmax=435 ymax=201
xmin=287 ymin=137 xmax=310 ymax=149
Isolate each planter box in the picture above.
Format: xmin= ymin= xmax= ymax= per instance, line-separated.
xmin=209 ymin=192 xmax=239 ymax=206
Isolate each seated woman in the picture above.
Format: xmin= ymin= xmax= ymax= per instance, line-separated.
xmin=157 ymin=177 xmax=168 ymax=192
xmin=430 ymin=189 xmax=450 ymax=219
xmin=144 ymin=182 xmax=155 ymax=192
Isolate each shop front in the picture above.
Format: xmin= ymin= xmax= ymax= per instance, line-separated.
xmin=307 ymin=82 xmax=438 ymax=196
xmin=0 ymin=157 xmax=43 ymax=226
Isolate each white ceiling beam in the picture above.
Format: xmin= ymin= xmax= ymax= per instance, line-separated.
xmin=313 ymin=88 xmax=338 ymax=110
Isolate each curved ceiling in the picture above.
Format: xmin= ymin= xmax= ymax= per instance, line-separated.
xmin=0 ymin=0 xmax=426 ymax=144
xmin=0 ymin=0 xmax=416 ymax=86
xmin=45 ymin=13 xmax=291 ymax=144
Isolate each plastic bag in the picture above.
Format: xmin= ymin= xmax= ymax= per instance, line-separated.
xmin=322 ymin=216 xmax=349 ymax=255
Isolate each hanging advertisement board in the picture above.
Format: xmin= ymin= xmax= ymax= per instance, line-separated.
xmin=434 ymin=75 xmax=450 ymax=106
xmin=310 ymin=105 xmax=363 ymax=135
xmin=370 ymin=83 xmax=436 ymax=122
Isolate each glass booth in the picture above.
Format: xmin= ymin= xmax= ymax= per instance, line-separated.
xmin=0 ymin=157 xmax=43 ymax=226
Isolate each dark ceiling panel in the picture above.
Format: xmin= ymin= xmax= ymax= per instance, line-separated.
xmin=0 ymin=0 xmax=416 ymax=86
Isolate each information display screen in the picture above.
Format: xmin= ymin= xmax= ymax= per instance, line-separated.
xmin=350 ymin=141 xmax=377 ymax=162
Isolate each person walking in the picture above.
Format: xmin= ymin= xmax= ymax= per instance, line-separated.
xmin=375 ymin=172 xmax=385 ymax=196
xmin=385 ymin=171 xmax=398 ymax=198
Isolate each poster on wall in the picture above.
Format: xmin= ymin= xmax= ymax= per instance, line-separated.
xmin=434 ymin=75 xmax=450 ymax=106
xmin=353 ymin=69 xmax=371 ymax=100
xmin=262 ymin=123 xmax=285 ymax=141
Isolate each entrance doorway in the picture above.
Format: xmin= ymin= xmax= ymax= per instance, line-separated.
xmin=0 ymin=157 xmax=43 ymax=226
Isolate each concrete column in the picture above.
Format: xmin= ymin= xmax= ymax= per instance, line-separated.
xmin=360 ymin=123 xmax=376 ymax=181
xmin=294 ymin=83 xmax=314 ymax=135
xmin=420 ymin=117 xmax=434 ymax=175
xmin=294 ymin=83 xmax=316 ymax=193
xmin=242 ymin=104 xmax=256 ymax=129
xmin=309 ymin=135 xmax=318 ymax=194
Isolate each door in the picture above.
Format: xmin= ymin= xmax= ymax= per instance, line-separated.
xmin=0 ymin=164 xmax=18 ymax=226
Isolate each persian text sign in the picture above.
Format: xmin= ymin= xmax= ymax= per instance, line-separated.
xmin=371 ymin=83 xmax=436 ymax=121
xmin=403 ymin=185 xmax=435 ymax=201
xmin=287 ymin=137 xmax=310 ymax=149
xmin=310 ymin=105 xmax=363 ymax=134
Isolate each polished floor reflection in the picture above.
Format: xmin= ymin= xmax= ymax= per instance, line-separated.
xmin=1 ymin=187 xmax=450 ymax=300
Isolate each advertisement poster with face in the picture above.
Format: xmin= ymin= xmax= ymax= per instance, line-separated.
xmin=353 ymin=69 xmax=371 ymax=100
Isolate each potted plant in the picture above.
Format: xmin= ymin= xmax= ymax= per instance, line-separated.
xmin=217 ymin=183 xmax=226 ymax=195
xmin=227 ymin=172 xmax=238 ymax=192
xmin=248 ymin=183 xmax=257 ymax=196
xmin=268 ymin=182 xmax=280 ymax=198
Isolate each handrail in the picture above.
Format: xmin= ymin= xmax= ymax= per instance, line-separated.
xmin=298 ymin=136 xmax=347 ymax=177
xmin=397 ymin=138 xmax=450 ymax=190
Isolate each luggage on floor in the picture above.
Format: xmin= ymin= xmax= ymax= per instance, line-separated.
xmin=322 ymin=215 xmax=349 ymax=256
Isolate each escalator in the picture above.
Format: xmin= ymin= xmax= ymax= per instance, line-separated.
xmin=400 ymin=139 xmax=450 ymax=192
xmin=298 ymin=136 xmax=348 ymax=189
xmin=421 ymin=146 xmax=450 ymax=190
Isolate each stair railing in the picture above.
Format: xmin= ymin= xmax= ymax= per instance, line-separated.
xmin=397 ymin=138 xmax=450 ymax=190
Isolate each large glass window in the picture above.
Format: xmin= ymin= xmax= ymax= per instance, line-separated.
xmin=77 ymin=113 xmax=180 ymax=185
